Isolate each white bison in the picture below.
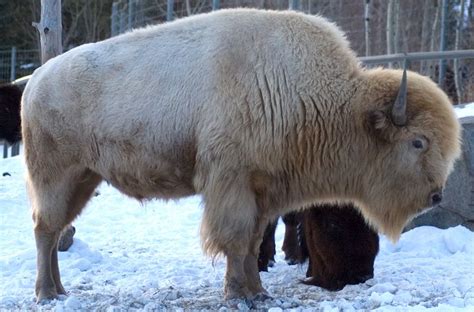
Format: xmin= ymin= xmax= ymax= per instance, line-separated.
xmin=22 ymin=9 xmax=461 ymax=302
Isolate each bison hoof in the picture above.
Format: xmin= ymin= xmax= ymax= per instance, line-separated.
xmin=285 ymin=258 xmax=299 ymax=265
xmin=58 ymin=225 xmax=76 ymax=252
xmin=224 ymin=286 xmax=253 ymax=301
xmin=252 ymin=291 xmax=272 ymax=301
xmin=36 ymin=290 xmax=59 ymax=304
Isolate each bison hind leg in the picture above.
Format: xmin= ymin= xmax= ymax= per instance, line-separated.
xmin=29 ymin=166 xmax=102 ymax=302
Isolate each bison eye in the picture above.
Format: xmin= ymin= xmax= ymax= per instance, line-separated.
xmin=412 ymin=139 xmax=424 ymax=149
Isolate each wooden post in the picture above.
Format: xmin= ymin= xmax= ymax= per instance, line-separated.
xmin=3 ymin=142 xmax=8 ymax=159
xmin=11 ymin=142 xmax=20 ymax=156
xmin=10 ymin=47 xmax=16 ymax=82
xmin=32 ymin=0 xmax=62 ymax=64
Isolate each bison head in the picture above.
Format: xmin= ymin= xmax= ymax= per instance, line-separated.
xmin=351 ymin=68 xmax=461 ymax=241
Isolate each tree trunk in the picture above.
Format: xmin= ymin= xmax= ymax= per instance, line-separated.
xmin=393 ymin=0 xmax=400 ymax=54
xmin=420 ymin=0 xmax=432 ymax=74
xmin=364 ymin=0 xmax=372 ymax=56
xmin=429 ymin=0 xmax=441 ymax=80
xmin=438 ymin=0 xmax=448 ymax=86
xmin=185 ymin=0 xmax=192 ymax=16
xmin=386 ymin=0 xmax=394 ymax=67
xmin=454 ymin=0 xmax=466 ymax=104
xmin=32 ymin=0 xmax=62 ymax=64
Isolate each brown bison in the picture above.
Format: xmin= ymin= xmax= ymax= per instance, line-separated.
xmin=258 ymin=212 xmax=308 ymax=271
xmin=258 ymin=205 xmax=379 ymax=291
xmin=22 ymin=9 xmax=460 ymax=302
xmin=302 ymin=205 xmax=379 ymax=290
xmin=0 ymin=84 xmax=22 ymax=144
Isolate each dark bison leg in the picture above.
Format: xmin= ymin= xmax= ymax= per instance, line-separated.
xmin=258 ymin=218 xmax=278 ymax=272
xmin=303 ymin=204 xmax=379 ymax=291
xmin=282 ymin=212 xmax=306 ymax=265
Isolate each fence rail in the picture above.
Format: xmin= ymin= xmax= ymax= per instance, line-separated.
xmin=360 ymin=50 xmax=474 ymax=65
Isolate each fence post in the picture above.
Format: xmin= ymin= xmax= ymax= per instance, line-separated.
xmin=3 ymin=142 xmax=8 ymax=159
xmin=167 ymin=0 xmax=174 ymax=21
xmin=212 ymin=0 xmax=220 ymax=10
xmin=11 ymin=143 xmax=20 ymax=156
xmin=10 ymin=47 xmax=16 ymax=82
xmin=111 ymin=2 xmax=118 ymax=36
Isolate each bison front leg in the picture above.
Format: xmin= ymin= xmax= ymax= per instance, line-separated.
xmin=199 ymin=171 xmax=267 ymax=300
xmin=243 ymin=217 xmax=271 ymax=298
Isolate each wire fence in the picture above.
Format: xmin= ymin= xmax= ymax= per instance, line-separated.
xmin=0 ymin=48 xmax=40 ymax=83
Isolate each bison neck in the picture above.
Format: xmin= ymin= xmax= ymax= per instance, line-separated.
xmin=248 ymin=88 xmax=368 ymax=214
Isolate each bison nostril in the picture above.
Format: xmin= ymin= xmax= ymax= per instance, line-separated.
xmin=431 ymin=192 xmax=442 ymax=206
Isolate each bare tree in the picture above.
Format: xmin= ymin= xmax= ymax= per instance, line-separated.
xmin=364 ymin=0 xmax=372 ymax=56
xmin=386 ymin=0 xmax=395 ymax=66
xmin=393 ymin=0 xmax=400 ymax=54
xmin=33 ymin=0 xmax=62 ymax=64
xmin=429 ymin=0 xmax=441 ymax=80
xmin=454 ymin=0 xmax=466 ymax=103
xmin=420 ymin=0 xmax=433 ymax=74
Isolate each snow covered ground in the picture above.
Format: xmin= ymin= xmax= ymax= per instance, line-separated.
xmin=0 ymin=104 xmax=474 ymax=311
xmin=1 ymin=155 xmax=473 ymax=311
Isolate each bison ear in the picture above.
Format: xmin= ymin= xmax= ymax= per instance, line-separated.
xmin=367 ymin=110 xmax=395 ymax=142
xmin=368 ymin=110 xmax=390 ymax=131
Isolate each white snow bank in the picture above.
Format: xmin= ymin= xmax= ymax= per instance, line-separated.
xmin=454 ymin=102 xmax=474 ymax=119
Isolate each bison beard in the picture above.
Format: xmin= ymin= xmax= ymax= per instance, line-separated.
xmin=22 ymin=9 xmax=461 ymax=302
xmin=258 ymin=205 xmax=379 ymax=291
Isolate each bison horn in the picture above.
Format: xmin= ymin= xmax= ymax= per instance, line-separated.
xmin=391 ymin=67 xmax=408 ymax=126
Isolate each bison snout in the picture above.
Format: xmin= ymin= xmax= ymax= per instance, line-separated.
xmin=429 ymin=190 xmax=443 ymax=206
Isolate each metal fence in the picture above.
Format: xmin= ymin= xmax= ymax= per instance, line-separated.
xmin=0 ymin=48 xmax=41 ymax=84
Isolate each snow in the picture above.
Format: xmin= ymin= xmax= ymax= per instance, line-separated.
xmin=455 ymin=103 xmax=474 ymax=119
xmin=1 ymin=103 xmax=474 ymax=310
xmin=1 ymin=156 xmax=473 ymax=311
